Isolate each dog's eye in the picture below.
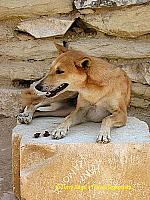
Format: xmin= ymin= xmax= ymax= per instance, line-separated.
xmin=56 ymin=69 xmax=64 ymax=74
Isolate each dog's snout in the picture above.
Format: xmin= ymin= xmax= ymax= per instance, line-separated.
xmin=35 ymin=83 xmax=43 ymax=91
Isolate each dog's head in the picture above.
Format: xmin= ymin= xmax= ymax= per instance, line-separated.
xmin=35 ymin=43 xmax=91 ymax=98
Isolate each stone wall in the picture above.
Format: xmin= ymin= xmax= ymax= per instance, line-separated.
xmin=0 ymin=0 xmax=150 ymax=116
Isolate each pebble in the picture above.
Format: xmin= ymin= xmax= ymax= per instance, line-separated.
xmin=43 ymin=130 xmax=50 ymax=137
xmin=33 ymin=132 xmax=41 ymax=138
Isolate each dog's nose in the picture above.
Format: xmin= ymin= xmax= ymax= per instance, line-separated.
xmin=35 ymin=84 xmax=43 ymax=91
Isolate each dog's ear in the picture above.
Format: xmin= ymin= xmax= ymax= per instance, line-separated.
xmin=78 ymin=57 xmax=91 ymax=70
xmin=54 ymin=42 xmax=68 ymax=54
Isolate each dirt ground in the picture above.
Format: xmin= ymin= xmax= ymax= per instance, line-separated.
xmin=0 ymin=107 xmax=149 ymax=200
xmin=0 ymin=117 xmax=17 ymax=200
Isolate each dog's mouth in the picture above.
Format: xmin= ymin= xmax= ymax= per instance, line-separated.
xmin=46 ymin=83 xmax=69 ymax=97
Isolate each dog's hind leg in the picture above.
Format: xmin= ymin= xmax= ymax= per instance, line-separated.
xmin=34 ymin=105 xmax=75 ymax=118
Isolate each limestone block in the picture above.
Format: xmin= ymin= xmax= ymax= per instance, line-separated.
xmin=70 ymin=38 xmax=150 ymax=59
xmin=1 ymin=58 xmax=150 ymax=87
xmin=0 ymin=22 xmax=14 ymax=41
xmin=82 ymin=4 xmax=150 ymax=38
xmin=132 ymin=82 xmax=150 ymax=100
xmin=0 ymin=0 xmax=73 ymax=20
xmin=74 ymin=0 xmax=149 ymax=9
xmin=0 ymin=61 xmax=150 ymax=94
xmin=130 ymin=97 xmax=150 ymax=108
xmin=0 ymin=59 xmax=51 ymax=83
xmin=117 ymin=60 xmax=150 ymax=85
xmin=17 ymin=17 xmax=74 ymax=38
xmin=12 ymin=117 xmax=150 ymax=200
xmin=0 ymin=37 xmax=150 ymax=62
xmin=0 ymin=89 xmax=22 ymax=117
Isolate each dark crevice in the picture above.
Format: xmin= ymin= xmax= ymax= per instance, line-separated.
xmin=12 ymin=79 xmax=40 ymax=88
xmin=65 ymin=17 xmax=97 ymax=38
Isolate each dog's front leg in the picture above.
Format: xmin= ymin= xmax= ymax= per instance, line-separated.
xmin=96 ymin=109 xmax=127 ymax=144
xmin=51 ymin=95 xmax=89 ymax=139
xmin=17 ymin=102 xmax=44 ymax=124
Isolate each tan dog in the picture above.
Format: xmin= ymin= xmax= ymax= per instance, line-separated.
xmin=17 ymin=43 xmax=131 ymax=143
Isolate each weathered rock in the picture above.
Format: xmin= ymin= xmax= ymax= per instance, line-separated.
xmin=0 ymin=39 xmax=56 ymax=61
xmin=131 ymin=82 xmax=150 ymax=108
xmin=0 ymin=89 xmax=22 ymax=117
xmin=132 ymin=82 xmax=150 ymax=100
xmin=0 ymin=0 xmax=73 ymax=20
xmin=0 ymin=59 xmax=51 ymax=84
xmin=1 ymin=58 xmax=150 ymax=87
xmin=0 ymin=22 xmax=14 ymax=41
xmin=82 ymin=4 xmax=150 ymax=38
xmin=115 ymin=59 xmax=150 ymax=85
xmin=12 ymin=117 xmax=150 ymax=200
xmin=0 ymin=37 xmax=150 ymax=61
xmin=131 ymin=97 xmax=150 ymax=108
xmin=70 ymin=38 xmax=150 ymax=59
xmin=17 ymin=17 xmax=74 ymax=38
xmin=78 ymin=8 xmax=95 ymax=14
xmin=74 ymin=0 xmax=150 ymax=9
xmin=0 ymin=38 xmax=150 ymax=91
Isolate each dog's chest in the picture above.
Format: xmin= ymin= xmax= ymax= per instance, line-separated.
xmin=86 ymin=104 xmax=110 ymax=122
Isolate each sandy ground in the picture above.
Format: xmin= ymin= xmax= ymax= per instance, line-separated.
xmin=0 ymin=117 xmax=17 ymax=200
xmin=0 ymin=107 xmax=149 ymax=200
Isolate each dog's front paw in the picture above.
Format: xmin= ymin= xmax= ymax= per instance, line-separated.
xmin=17 ymin=113 xmax=33 ymax=124
xmin=96 ymin=131 xmax=111 ymax=144
xmin=51 ymin=126 xmax=68 ymax=140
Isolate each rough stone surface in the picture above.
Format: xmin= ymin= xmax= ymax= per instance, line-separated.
xmin=0 ymin=58 xmax=150 ymax=88
xmin=130 ymin=82 xmax=150 ymax=108
xmin=17 ymin=17 xmax=74 ymax=38
xmin=0 ymin=89 xmax=22 ymax=117
xmin=0 ymin=37 xmax=150 ymax=61
xmin=131 ymin=97 xmax=150 ymax=108
xmin=0 ymin=23 xmax=14 ymax=41
xmin=0 ymin=40 xmax=56 ymax=61
xmin=0 ymin=0 xmax=73 ymax=20
xmin=0 ymin=36 xmax=149 ymax=112
xmin=12 ymin=117 xmax=150 ymax=200
xmin=83 ymin=4 xmax=150 ymax=38
xmin=132 ymin=82 xmax=150 ymax=100
xmin=74 ymin=0 xmax=150 ymax=9
xmin=1 ymin=59 xmax=150 ymax=85
xmin=0 ymin=59 xmax=51 ymax=83
xmin=70 ymin=38 xmax=150 ymax=59
xmin=117 ymin=60 xmax=150 ymax=85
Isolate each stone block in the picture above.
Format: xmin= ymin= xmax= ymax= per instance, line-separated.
xmin=1 ymin=37 xmax=149 ymax=87
xmin=0 ymin=37 xmax=150 ymax=61
xmin=131 ymin=97 xmax=150 ymax=108
xmin=74 ymin=0 xmax=149 ymax=9
xmin=116 ymin=60 xmax=150 ymax=85
xmin=17 ymin=17 xmax=74 ymax=38
xmin=0 ymin=59 xmax=51 ymax=83
xmin=0 ymin=21 xmax=14 ymax=41
xmin=132 ymin=82 xmax=150 ymax=100
xmin=0 ymin=0 xmax=73 ymax=20
xmin=82 ymin=4 xmax=150 ymax=38
xmin=12 ymin=117 xmax=150 ymax=200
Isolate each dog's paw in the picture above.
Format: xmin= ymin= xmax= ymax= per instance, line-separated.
xmin=17 ymin=113 xmax=33 ymax=124
xmin=51 ymin=126 xmax=68 ymax=140
xmin=96 ymin=131 xmax=111 ymax=144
